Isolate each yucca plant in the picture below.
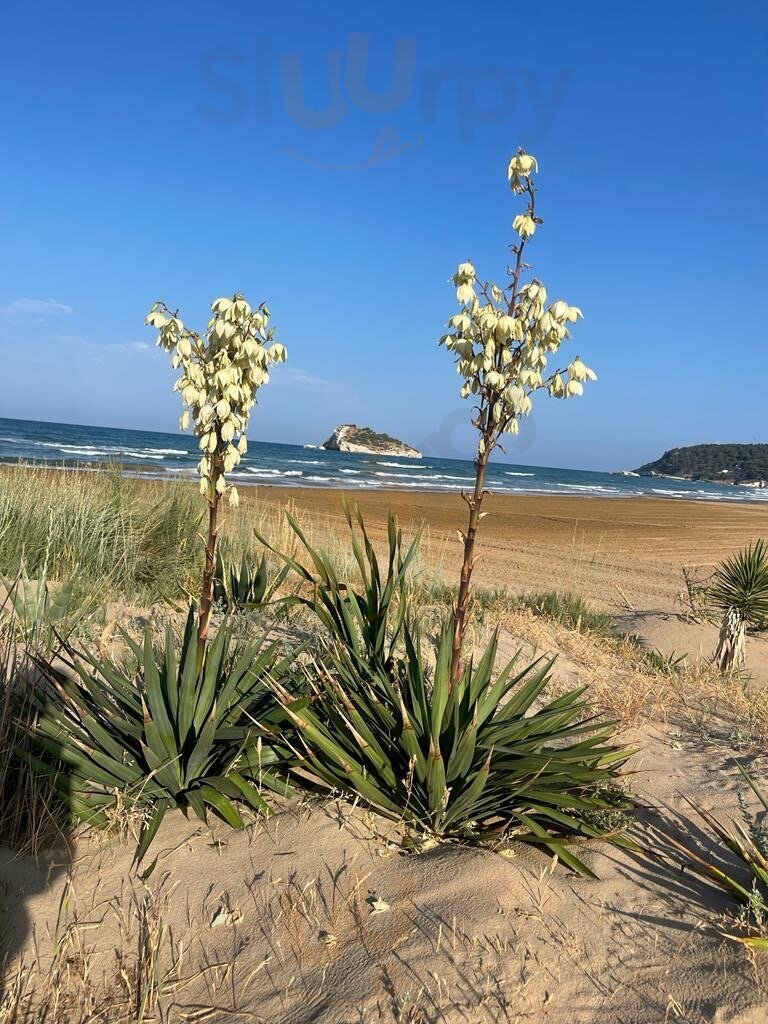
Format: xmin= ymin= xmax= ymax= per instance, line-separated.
xmin=1 ymin=565 xmax=82 ymax=653
xmin=26 ymin=611 xmax=294 ymax=862
xmin=662 ymin=767 xmax=768 ymax=948
xmin=258 ymin=501 xmax=420 ymax=673
xmin=438 ymin=149 xmax=598 ymax=683
xmin=146 ymin=293 xmax=287 ymax=659
xmin=273 ymin=623 xmax=632 ymax=875
xmin=213 ymin=549 xmax=289 ymax=611
xmin=709 ymin=540 xmax=768 ymax=672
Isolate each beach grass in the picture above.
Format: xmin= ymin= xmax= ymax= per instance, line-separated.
xmin=0 ymin=464 xmax=203 ymax=603
xmin=0 ymin=464 xmax=367 ymax=606
xmin=514 ymin=590 xmax=616 ymax=637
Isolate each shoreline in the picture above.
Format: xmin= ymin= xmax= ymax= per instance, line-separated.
xmin=2 ymin=457 xmax=767 ymax=507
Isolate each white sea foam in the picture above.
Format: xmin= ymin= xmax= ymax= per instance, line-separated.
xmin=376 ymin=461 xmax=427 ymax=468
xmin=374 ymin=471 xmax=475 ymax=482
xmin=555 ymin=483 xmax=621 ymax=494
xmin=245 ymin=468 xmax=303 ymax=478
xmin=13 ymin=438 xmax=189 ymax=459
xmin=504 ymin=471 xmax=535 ymax=477
xmin=303 ymin=474 xmax=378 ymax=486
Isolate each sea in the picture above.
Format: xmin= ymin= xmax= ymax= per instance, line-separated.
xmin=0 ymin=417 xmax=765 ymax=503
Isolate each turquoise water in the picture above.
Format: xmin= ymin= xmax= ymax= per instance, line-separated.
xmin=0 ymin=417 xmax=765 ymax=503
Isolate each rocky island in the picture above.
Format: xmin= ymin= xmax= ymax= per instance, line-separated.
xmin=635 ymin=443 xmax=768 ymax=486
xmin=321 ymin=424 xmax=422 ymax=459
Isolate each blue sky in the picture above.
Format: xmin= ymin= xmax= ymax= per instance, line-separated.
xmin=1 ymin=0 xmax=765 ymax=470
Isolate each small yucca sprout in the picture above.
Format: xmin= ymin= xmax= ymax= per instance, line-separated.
xmin=709 ymin=539 xmax=768 ymax=672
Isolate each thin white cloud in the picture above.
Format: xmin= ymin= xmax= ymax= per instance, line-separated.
xmin=278 ymin=368 xmax=343 ymax=392
xmin=0 ymin=297 xmax=73 ymax=317
xmin=52 ymin=335 xmax=152 ymax=354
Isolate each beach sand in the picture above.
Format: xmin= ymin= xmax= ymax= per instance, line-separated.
xmin=242 ymin=486 xmax=768 ymax=680
xmin=245 ymin=486 xmax=768 ymax=610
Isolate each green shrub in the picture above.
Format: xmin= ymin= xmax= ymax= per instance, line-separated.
xmin=644 ymin=648 xmax=687 ymax=675
xmin=274 ymin=623 xmax=632 ymax=875
xmin=710 ymin=539 xmax=768 ymax=629
xmin=710 ymin=540 xmax=768 ymax=671
xmin=0 ymin=564 xmax=91 ymax=658
xmin=26 ymin=611 xmax=294 ymax=862
xmin=0 ymin=628 xmax=67 ymax=852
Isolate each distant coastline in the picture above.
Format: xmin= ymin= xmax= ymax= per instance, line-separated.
xmin=635 ymin=443 xmax=768 ymax=487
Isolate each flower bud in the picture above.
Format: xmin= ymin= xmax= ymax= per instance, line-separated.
xmin=513 ymin=213 xmax=536 ymax=239
xmin=454 ymin=261 xmax=476 ymax=282
xmin=568 ymin=358 xmax=597 ymax=383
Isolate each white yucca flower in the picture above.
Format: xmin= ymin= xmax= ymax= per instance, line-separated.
xmin=146 ymin=292 xmax=286 ymax=504
xmin=438 ymin=149 xmax=595 ymax=464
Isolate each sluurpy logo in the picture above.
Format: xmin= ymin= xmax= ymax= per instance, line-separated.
xmin=197 ymin=34 xmax=572 ymax=169
xmin=419 ymin=409 xmax=538 ymax=461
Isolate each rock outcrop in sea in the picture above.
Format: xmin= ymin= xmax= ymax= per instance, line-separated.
xmin=321 ymin=424 xmax=422 ymax=459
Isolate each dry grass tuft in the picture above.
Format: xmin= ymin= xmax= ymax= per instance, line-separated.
xmin=483 ymin=604 xmax=768 ymax=749
xmin=1 ymin=878 xmax=177 ymax=1024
